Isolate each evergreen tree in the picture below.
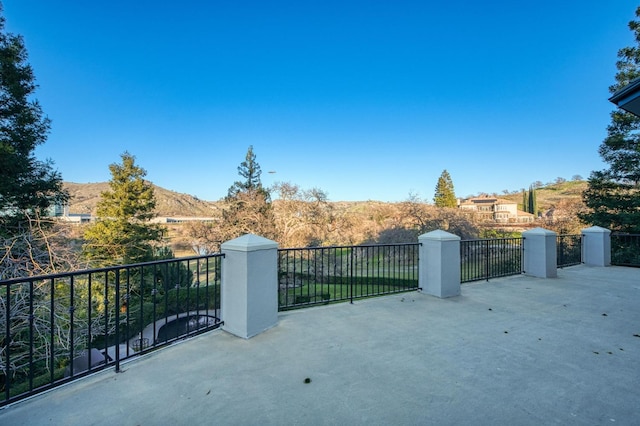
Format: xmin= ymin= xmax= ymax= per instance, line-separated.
xmin=0 ymin=9 xmax=67 ymax=235
xmin=227 ymin=145 xmax=268 ymax=200
xmin=528 ymin=185 xmax=537 ymax=216
xmin=522 ymin=190 xmax=529 ymax=213
xmin=83 ymin=152 xmax=163 ymax=265
xmin=580 ymin=7 xmax=640 ymax=233
xmin=218 ymin=146 xmax=275 ymax=242
xmin=433 ymin=170 xmax=457 ymax=208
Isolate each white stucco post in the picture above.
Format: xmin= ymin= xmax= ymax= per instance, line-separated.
xmin=221 ymin=234 xmax=279 ymax=339
xmin=582 ymin=226 xmax=611 ymax=267
xmin=522 ymin=227 xmax=557 ymax=278
xmin=418 ymin=230 xmax=461 ymax=298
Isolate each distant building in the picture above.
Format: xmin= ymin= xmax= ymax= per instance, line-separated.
xmin=44 ymin=203 xmax=94 ymax=223
xmin=59 ymin=213 xmax=93 ymax=224
xmin=46 ymin=203 xmax=67 ymax=217
xmin=458 ymin=196 xmax=535 ymax=224
xmin=150 ymin=217 xmax=216 ymax=224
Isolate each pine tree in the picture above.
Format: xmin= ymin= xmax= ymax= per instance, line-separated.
xmin=218 ymin=146 xmax=275 ymax=242
xmin=580 ymin=7 xmax=640 ymax=233
xmin=83 ymin=152 xmax=163 ymax=265
xmin=227 ymin=145 xmax=268 ymax=199
xmin=433 ymin=170 xmax=457 ymax=208
xmin=0 ymin=9 xmax=67 ymax=235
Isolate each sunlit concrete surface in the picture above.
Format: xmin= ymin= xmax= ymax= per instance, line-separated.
xmin=1 ymin=265 xmax=639 ymax=425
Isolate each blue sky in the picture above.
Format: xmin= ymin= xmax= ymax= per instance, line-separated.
xmin=3 ymin=1 xmax=635 ymax=202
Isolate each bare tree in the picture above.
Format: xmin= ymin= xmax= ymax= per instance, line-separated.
xmin=542 ymin=199 xmax=587 ymax=234
xmin=400 ymin=193 xmax=479 ymax=239
xmin=272 ymin=182 xmax=333 ymax=247
xmin=1 ymin=214 xmax=81 ymax=279
xmin=1 ymin=215 xmax=87 ymax=384
xmin=400 ymin=192 xmax=432 ymax=234
xmin=184 ymin=221 xmax=223 ymax=254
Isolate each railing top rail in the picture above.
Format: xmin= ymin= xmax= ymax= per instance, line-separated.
xmin=278 ymin=242 xmax=420 ymax=252
xmin=461 ymin=237 xmax=524 ymax=243
xmin=611 ymin=233 xmax=640 ymax=237
xmin=0 ymin=253 xmax=224 ymax=286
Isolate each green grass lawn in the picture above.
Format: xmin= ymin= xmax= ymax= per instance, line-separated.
xmin=279 ymin=275 xmax=418 ymax=308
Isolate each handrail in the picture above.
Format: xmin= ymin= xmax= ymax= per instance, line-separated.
xmin=1 ymin=253 xmax=223 ymax=407
xmin=277 ymin=243 xmax=420 ymax=310
xmin=460 ymin=237 xmax=524 ymax=282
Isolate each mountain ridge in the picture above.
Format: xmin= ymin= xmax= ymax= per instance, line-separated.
xmin=63 ymin=180 xmax=588 ymax=218
xmin=63 ymin=182 xmax=220 ymax=217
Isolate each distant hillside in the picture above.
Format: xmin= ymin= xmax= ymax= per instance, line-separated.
xmin=498 ymin=181 xmax=587 ymax=212
xmin=63 ymin=182 xmax=220 ymax=217
xmin=63 ymin=180 xmax=588 ymax=219
xmin=63 ymin=181 xmax=590 ymax=254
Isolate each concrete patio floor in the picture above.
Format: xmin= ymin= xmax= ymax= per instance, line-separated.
xmin=1 ymin=265 xmax=639 ymax=425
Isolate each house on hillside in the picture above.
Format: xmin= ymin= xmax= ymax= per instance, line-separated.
xmin=458 ymin=196 xmax=535 ymax=224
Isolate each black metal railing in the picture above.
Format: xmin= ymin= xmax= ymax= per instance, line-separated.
xmin=278 ymin=243 xmax=419 ymax=310
xmin=1 ymin=254 xmax=223 ymax=407
xmin=611 ymin=233 xmax=640 ymax=267
xmin=460 ymin=238 xmax=524 ymax=283
xmin=557 ymin=234 xmax=582 ymax=268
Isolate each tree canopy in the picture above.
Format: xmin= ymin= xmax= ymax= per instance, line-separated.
xmin=212 ymin=146 xmax=275 ymax=244
xmin=580 ymin=7 xmax=640 ymax=233
xmin=227 ymin=145 xmax=269 ymax=200
xmin=402 ymin=192 xmax=479 ymax=240
xmin=272 ymin=182 xmax=332 ymax=247
xmin=433 ymin=170 xmax=457 ymax=208
xmin=0 ymin=9 xmax=67 ymax=235
xmin=83 ymin=152 xmax=163 ymax=265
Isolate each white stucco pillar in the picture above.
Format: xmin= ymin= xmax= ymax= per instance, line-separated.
xmin=582 ymin=226 xmax=611 ymax=267
xmin=522 ymin=227 xmax=557 ymax=278
xmin=418 ymin=230 xmax=461 ymax=298
xmin=221 ymin=234 xmax=279 ymax=339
